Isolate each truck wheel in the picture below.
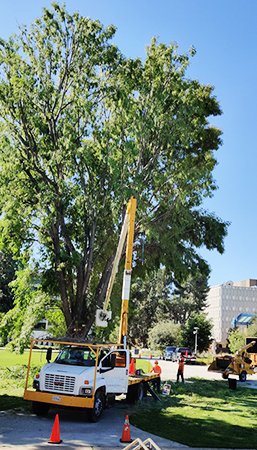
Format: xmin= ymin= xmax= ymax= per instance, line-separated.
xmin=89 ymin=390 xmax=105 ymax=422
xmin=126 ymin=383 xmax=145 ymax=403
xmin=126 ymin=385 xmax=137 ymax=403
xmin=137 ymin=382 xmax=144 ymax=401
xmin=32 ymin=401 xmax=49 ymax=416
xmin=239 ymin=371 xmax=247 ymax=382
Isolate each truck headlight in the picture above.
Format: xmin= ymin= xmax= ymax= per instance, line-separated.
xmin=80 ymin=386 xmax=92 ymax=396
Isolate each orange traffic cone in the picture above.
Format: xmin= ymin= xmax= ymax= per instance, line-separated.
xmin=129 ymin=358 xmax=136 ymax=375
xmin=120 ymin=414 xmax=133 ymax=443
xmin=48 ymin=414 xmax=62 ymax=444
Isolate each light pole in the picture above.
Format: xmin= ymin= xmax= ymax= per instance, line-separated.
xmin=193 ymin=327 xmax=199 ymax=354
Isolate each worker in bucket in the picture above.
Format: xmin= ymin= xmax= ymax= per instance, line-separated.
xmin=176 ymin=355 xmax=185 ymax=383
xmin=151 ymin=360 xmax=162 ymax=392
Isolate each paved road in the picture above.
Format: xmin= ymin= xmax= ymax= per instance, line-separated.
xmin=157 ymin=360 xmax=257 ymax=385
xmin=1 ymin=360 xmax=257 ymax=449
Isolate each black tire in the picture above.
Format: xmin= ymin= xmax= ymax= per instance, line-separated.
xmin=32 ymin=401 xmax=49 ymax=416
xmin=137 ymin=382 xmax=144 ymax=401
xmin=239 ymin=371 xmax=247 ymax=382
xmin=126 ymin=382 xmax=145 ymax=403
xmin=106 ymin=393 xmax=115 ymax=407
xmin=89 ymin=389 xmax=105 ymax=422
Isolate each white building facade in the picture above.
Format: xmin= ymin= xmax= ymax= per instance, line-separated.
xmin=206 ymin=279 xmax=257 ymax=344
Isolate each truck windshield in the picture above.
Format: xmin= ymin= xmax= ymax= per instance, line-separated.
xmin=55 ymin=347 xmax=96 ymax=366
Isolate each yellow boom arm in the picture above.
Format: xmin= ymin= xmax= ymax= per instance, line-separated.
xmin=118 ymin=197 xmax=137 ymax=345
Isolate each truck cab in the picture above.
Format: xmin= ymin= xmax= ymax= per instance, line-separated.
xmin=35 ymin=346 xmax=129 ymax=397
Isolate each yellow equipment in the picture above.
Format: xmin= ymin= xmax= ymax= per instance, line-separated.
xmin=208 ymin=340 xmax=256 ymax=382
xmin=96 ymin=196 xmax=137 ymax=346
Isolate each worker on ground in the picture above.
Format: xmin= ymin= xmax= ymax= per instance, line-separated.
xmin=151 ymin=360 xmax=162 ymax=393
xmin=177 ymin=356 xmax=185 ymax=383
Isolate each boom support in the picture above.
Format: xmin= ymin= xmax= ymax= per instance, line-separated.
xmin=95 ymin=197 xmax=137 ymax=346
xmin=118 ymin=197 xmax=137 ymax=345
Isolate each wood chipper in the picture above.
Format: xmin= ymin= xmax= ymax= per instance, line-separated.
xmin=208 ymin=340 xmax=257 ymax=382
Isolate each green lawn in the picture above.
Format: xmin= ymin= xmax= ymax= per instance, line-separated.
xmin=131 ymin=379 xmax=257 ymax=448
xmin=0 ymin=347 xmax=52 ymax=412
xmin=0 ymin=348 xmax=46 ymax=367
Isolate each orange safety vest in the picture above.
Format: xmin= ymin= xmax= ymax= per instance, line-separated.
xmin=151 ymin=364 xmax=162 ymax=375
xmin=178 ymin=359 xmax=184 ymax=372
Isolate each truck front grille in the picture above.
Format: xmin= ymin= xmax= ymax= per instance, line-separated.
xmin=45 ymin=374 xmax=76 ymax=393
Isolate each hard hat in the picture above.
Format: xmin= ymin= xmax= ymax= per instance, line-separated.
xmin=154 ymin=360 xmax=158 ymax=364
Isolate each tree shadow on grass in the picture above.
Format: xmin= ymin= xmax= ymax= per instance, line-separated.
xmin=173 ymin=378 xmax=257 ymax=402
xmin=132 ymin=410 xmax=257 ymax=448
xmin=131 ymin=379 xmax=257 ymax=448
xmin=0 ymin=395 xmax=30 ymax=412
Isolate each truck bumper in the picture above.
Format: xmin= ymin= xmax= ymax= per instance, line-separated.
xmin=24 ymin=389 xmax=94 ymax=408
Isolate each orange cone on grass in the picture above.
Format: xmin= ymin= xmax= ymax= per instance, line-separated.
xmin=120 ymin=414 xmax=133 ymax=443
xmin=48 ymin=413 xmax=62 ymax=444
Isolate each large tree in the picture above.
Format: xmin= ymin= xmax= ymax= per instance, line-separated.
xmin=0 ymin=4 xmax=228 ymax=337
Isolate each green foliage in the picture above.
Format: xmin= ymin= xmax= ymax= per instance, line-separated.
xmin=170 ymin=272 xmax=209 ymax=324
xmin=45 ymin=307 xmax=67 ymax=338
xmin=128 ymin=269 xmax=210 ymax=346
xmin=181 ymin=313 xmax=212 ymax=352
xmin=0 ymin=3 xmax=228 ymax=337
xmin=0 ymin=266 xmax=52 ymax=350
xmin=228 ymin=319 xmax=257 ymax=354
xmin=247 ymin=318 xmax=257 ymax=338
xmin=228 ymin=328 xmax=246 ymax=353
xmin=147 ymin=320 xmax=181 ymax=350
xmin=129 ymin=270 xmax=171 ymax=346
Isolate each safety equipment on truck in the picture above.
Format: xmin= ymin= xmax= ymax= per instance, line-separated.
xmin=129 ymin=358 xmax=136 ymax=375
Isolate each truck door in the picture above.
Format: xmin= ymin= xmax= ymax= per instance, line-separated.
xmin=99 ymin=350 xmax=129 ymax=394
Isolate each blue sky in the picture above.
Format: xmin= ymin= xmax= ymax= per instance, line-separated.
xmin=1 ymin=0 xmax=257 ymax=286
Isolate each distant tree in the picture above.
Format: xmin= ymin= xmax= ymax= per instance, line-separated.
xmin=227 ymin=328 xmax=245 ymax=354
xmin=247 ymin=318 xmax=257 ymax=338
xmin=0 ymin=4 xmax=228 ymax=338
xmin=127 ymin=269 xmax=210 ymax=346
xmin=128 ymin=270 xmax=170 ymax=346
xmin=181 ymin=313 xmax=212 ymax=353
xmin=170 ymin=272 xmax=209 ymax=324
xmin=147 ymin=320 xmax=181 ymax=351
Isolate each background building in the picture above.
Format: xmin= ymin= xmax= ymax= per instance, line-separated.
xmin=206 ymin=279 xmax=257 ymax=344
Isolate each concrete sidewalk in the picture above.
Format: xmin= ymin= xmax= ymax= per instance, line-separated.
xmin=0 ymin=405 xmax=186 ymax=449
xmin=0 ymin=408 xmax=254 ymax=450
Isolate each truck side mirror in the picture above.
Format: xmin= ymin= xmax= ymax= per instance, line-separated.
xmin=46 ymin=348 xmax=52 ymax=363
